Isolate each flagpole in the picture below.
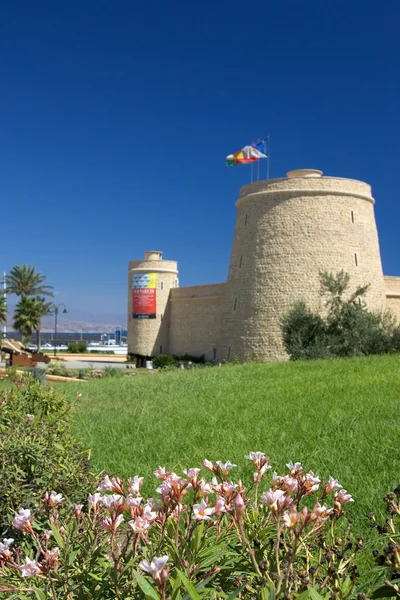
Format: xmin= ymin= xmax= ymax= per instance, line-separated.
xmin=250 ymin=162 xmax=253 ymax=183
xmin=257 ymin=158 xmax=260 ymax=182
xmin=267 ymin=135 xmax=270 ymax=180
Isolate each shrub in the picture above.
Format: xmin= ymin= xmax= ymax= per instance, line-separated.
xmin=67 ymin=341 xmax=88 ymax=353
xmin=0 ymin=454 xmax=363 ymax=599
xmin=282 ymin=271 xmax=400 ymax=360
xmin=0 ymin=380 xmax=95 ymax=534
xmin=102 ymin=366 xmax=126 ymax=378
xmin=152 ymin=354 xmax=177 ymax=369
xmin=45 ymin=361 xmax=75 ymax=378
xmin=173 ymin=353 xmax=205 ymax=364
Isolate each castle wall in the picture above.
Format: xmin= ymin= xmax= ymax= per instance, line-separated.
xmin=384 ymin=276 xmax=400 ymax=321
xmin=169 ymin=283 xmax=225 ymax=360
xmin=218 ymin=172 xmax=387 ymax=362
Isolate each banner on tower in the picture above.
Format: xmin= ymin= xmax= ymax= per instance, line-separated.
xmin=132 ymin=273 xmax=157 ymax=319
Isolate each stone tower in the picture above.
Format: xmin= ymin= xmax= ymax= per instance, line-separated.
xmin=128 ymin=251 xmax=178 ymax=361
xmin=218 ymin=169 xmax=386 ymax=362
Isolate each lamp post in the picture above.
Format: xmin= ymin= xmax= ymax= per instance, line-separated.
xmin=54 ymin=304 xmax=67 ymax=357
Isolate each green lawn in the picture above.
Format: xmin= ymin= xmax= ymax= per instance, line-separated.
xmin=58 ymin=355 xmax=400 ymax=530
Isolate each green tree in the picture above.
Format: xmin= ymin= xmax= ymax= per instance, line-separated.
xmin=6 ymin=264 xmax=54 ymax=298
xmin=13 ymin=296 xmax=44 ymax=346
xmin=0 ymin=295 xmax=6 ymax=326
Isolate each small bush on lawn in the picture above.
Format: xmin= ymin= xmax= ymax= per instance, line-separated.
xmin=45 ymin=361 xmax=75 ymax=378
xmin=282 ymin=271 xmax=400 ymax=360
xmin=0 ymin=380 xmax=95 ymax=534
xmin=152 ymin=354 xmax=177 ymax=369
xmin=67 ymin=341 xmax=88 ymax=353
xmin=0 ymin=454 xmax=374 ymax=599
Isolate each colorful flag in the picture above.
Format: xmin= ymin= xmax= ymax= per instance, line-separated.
xmin=226 ymin=144 xmax=267 ymax=167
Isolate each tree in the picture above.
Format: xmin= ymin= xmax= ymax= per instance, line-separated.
xmin=13 ymin=297 xmax=45 ymax=346
xmin=281 ymin=271 xmax=398 ymax=360
xmin=6 ymin=265 xmax=54 ymax=298
xmin=34 ymin=298 xmax=54 ymax=350
xmin=0 ymin=295 xmax=6 ymax=326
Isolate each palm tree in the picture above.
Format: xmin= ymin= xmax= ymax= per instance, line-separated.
xmin=6 ymin=265 xmax=54 ymax=298
xmin=13 ymin=297 xmax=44 ymax=346
xmin=34 ymin=298 xmax=54 ymax=350
xmin=0 ymin=295 xmax=6 ymax=326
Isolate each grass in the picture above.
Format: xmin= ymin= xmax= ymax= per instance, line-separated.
xmin=56 ymin=354 xmax=400 ymax=527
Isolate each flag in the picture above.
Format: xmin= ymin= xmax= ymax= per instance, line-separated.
xmin=226 ymin=143 xmax=267 ymax=167
xmin=254 ymin=138 xmax=268 ymax=156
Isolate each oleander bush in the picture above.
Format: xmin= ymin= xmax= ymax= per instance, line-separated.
xmin=0 ymin=380 xmax=95 ymax=535
xmin=0 ymin=453 xmax=375 ymax=599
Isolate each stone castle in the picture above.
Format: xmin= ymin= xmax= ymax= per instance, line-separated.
xmin=128 ymin=169 xmax=400 ymax=363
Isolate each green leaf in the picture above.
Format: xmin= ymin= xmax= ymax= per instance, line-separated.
xmin=372 ymin=583 xmax=400 ymax=598
xmin=192 ymin=521 xmax=204 ymax=554
xmin=49 ymin=523 xmax=64 ymax=548
xmin=176 ymin=569 xmax=202 ymax=600
xmin=226 ymin=582 xmax=248 ymax=599
xmin=33 ymin=589 xmax=47 ymax=600
xmin=308 ymin=589 xmax=324 ymax=600
xmin=171 ymin=572 xmax=182 ymax=600
xmin=133 ymin=570 xmax=162 ymax=600
xmin=269 ymin=584 xmax=276 ymax=600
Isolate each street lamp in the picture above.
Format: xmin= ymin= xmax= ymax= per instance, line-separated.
xmin=54 ymin=304 xmax=67 ymax=357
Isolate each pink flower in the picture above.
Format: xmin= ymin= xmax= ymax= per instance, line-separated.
xmin=220 ymin=481 xmax=238 ymax=501
xmin=334 ymin=489 xmax=354 ymax=505
xmin=153 ymin=466 xmax=167 ymax=479
xmin=286 ymin=461 xmax=302 ymax=475
xmin=283 ymin=509 xmax=299 ymax=529
xmin=280 ymin=476 xmax=298 ymax=494
xmin=101 ymin=494 xmax=124 ymax=513
xmin=74 ymin=504 xmax=84 ymax=519
xmin=101 ymin=514 xmax=124 ymax=532
xmin=18 ymin=556 xmax=42 ymax=577
xmin=12 ymin=509 xmax=33 ymax=533
xmin=88 ymin=492 xmax=101 ymax=509
xmin=304 ymin=471 xmax=321 ymax=493
xmin=203 ymin=459 xmax=215 ymax=472
xmin=261 ymin=488 xmax=291 ymax=513
xmin=233 ymin=493 xmax=245 ymax=518
xmin=129 ymin=476 xmax=144 ymax=495
xmin=193 ymin=499 xmax=214 ymax=521
xmin=198 ymin=478 xmax=213 ymax=497
xmin=183 ymin=468 xmax=201 ymax=484
xmin=44 ymin=546 xmax=60 ymax=568
xmin=215 ymin=461 xmax=237 ymax=478
xmin=245 ymin=452 xmax=271 ymax=474
xmin=129 ymin=516 xmax=151 ymax=533
xmin=0 ymin=538 xmax=14 ymax=559
xmin=127 ymin=495 xmax=143 ymax=509
xmin=213 ymin=495 xmax=227 ymax=514
xmin=43 ymin=491 xmax=64 ymax=507
xmin=139 ymin=556 xmax=169 ymax=583
xmin=310 ymin=502 xmax=334 ymax=521
xmin=142 ymin=504 xmax=157 ymax=522
xmin=98 ymin=475 xmax=124 ymax=495
xmin=324 ymin=477 xmax=343 ymax=495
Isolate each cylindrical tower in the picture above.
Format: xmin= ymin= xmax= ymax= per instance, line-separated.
xmin=127 ymin=251 xmax=178 ymax=361
xmin=218 ymin=169 xmax=386 ymax=362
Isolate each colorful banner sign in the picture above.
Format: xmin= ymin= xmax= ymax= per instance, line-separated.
xmin=132 ymin=273 xmax=157 ymax=319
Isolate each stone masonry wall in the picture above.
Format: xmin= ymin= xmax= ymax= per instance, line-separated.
xmin=169 ymin=283 xmax=225 ymax=361
xmin=384 ymin=276 xmax=400 ymax=321
xmin=218 ymin=175 xmax=387 ymax=362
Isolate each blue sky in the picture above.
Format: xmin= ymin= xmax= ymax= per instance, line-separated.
xmin=1 ymin=0 xmax=399 ymax=324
